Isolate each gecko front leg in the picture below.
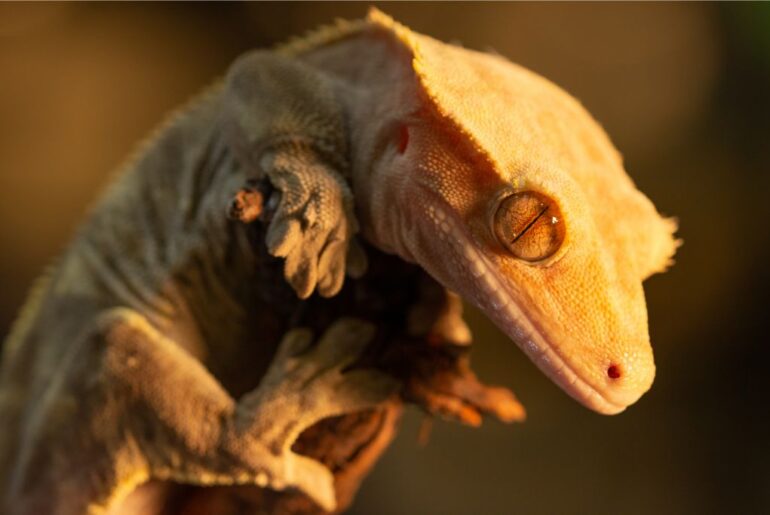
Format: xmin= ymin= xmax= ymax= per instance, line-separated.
xmin=124 ymin=315 xmax=395 ymax=513
xmin=6 ymin=310 xmax=395 ymax=515
xmin=223 ymin=52 xmax=366 ymax=299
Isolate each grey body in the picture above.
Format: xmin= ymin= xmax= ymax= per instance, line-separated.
xmin=0 ymin=21 xmax=396 ymax=514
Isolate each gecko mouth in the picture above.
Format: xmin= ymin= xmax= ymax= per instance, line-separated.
xmin=430 ymin=206 xmax=626 ymax=415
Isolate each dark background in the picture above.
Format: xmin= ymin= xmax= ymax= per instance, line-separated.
xmin=1 ymin=3 xmax=768 ymax=514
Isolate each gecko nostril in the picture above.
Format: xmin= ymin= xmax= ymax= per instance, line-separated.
xmin=607 ymin=364 xmax=622 ymax=380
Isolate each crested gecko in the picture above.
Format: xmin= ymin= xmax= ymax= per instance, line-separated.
xmin=0 ymin=8 xmax=677 ymax=515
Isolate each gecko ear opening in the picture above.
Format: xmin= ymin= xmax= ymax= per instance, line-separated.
xmin=397 ymin=124 xmax=410 ymax=154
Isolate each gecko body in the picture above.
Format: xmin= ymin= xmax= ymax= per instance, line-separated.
xmin=0 ymin=9 xmax=677 ymax=514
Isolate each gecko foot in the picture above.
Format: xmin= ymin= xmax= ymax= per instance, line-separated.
xmin=260 ymin=149 xmax=365 ymax=299
xmin=227 ymin=318 xmax=397 ymax=511
xmin=385 ymin=342 xmax=525 ymax=427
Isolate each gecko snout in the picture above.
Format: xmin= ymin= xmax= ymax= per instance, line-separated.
xmin=598 ymin=353 xmax=656 ymax=410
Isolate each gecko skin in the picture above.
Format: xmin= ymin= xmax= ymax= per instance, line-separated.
xmin=339 ymin=10 xmax=677 ymax=414
xmin=0 ymin=9 xmax=677 ymax=515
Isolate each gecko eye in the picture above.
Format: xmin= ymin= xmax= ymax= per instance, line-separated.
xmin=493 ymin=191 xmax=565 ymax=262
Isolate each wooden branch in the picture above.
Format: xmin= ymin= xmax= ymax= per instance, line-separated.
xmin=170 ymin=182 xmax=523 ymax=514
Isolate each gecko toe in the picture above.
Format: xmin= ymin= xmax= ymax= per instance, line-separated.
xmin=266 ymin=216 xmax=302 ymax=258
xmin=283 ymin=246 xmax=318 ymax=300
xmin=311 ymin=318 xmax=376 ymax=368
xmin=345 ymin=238 xmax=368 ymax=279
xmin=317 ymin=238 xmax=347 ymax=297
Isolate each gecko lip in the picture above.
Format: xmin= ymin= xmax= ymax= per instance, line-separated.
xmin=474 ymin=261 xmax=626 ymax=415
xmin=431 ymin=207 xmax=626 ymax=415
xmin=471 ymin=258 xmax=627 ymax=414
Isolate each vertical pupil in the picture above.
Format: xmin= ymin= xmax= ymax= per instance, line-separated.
xmin=511 ymin=202 xmax=548 ymax=244
xmin=494 ymin=191 xmax=565 ymax=262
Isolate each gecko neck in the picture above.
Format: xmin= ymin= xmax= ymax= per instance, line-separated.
xmin=296 ymin=27 xmax=421 ymax=261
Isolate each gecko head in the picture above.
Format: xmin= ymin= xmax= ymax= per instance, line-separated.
xmin=358 ymin=10 xmax=679 ymax=414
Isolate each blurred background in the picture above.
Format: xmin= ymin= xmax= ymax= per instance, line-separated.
xmin=1 ymin=2 xmax=768 ymax=514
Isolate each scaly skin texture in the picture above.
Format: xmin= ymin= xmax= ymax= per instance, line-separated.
xmin=340 ymin=10 xmax=678 ymax=413
xmin=0 ymin=8 xmax=676 ymax=515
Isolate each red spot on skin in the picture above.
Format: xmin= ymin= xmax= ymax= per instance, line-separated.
xmin=607 ymin=364 xmax=622 ymax=379
xmin=397 ymin=124 xmax=409 ymax=154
